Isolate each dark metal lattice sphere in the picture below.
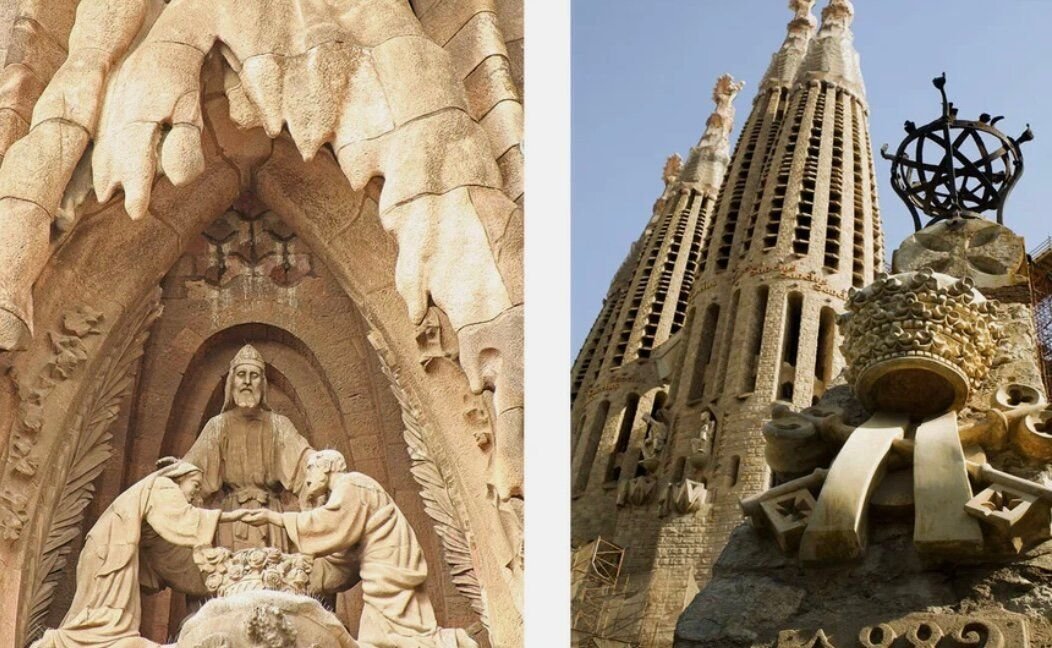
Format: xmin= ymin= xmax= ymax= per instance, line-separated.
xmin=881 ymin=73 xmax=1033 ymax=230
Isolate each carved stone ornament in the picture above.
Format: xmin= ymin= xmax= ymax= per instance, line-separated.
xmin=660 ymin=479 xmax=707 ymax=517
xmin=639 ymin=412 xmax=669 ymax=471
xmin=22 ymin=297 xmax=162 ymax=642
xmin=775 ymin=612 xmax=1028 ymax=647
xmin=194 ymin=547 xmax=313 ymax=597
xmin=840 ymin=269 xmax=1000 ymax=417
xmin=370 ymin=335 xmax=490 ymax=623
xmin=176 ymin=591 xmax=357 ymax=648
xmin=616 ymin=475 xmax=656 ymax=508
xmin=893 ymin=219 xmax=1028 ymax=290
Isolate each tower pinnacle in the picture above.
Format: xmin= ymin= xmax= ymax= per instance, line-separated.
xmin=821 ymin=0 xmax=854 ymax=27
xmin=761 ymin=0 xmax=817 ymax=92
xmin=680 ymin=74 xmax=745 ymax=193
xmin=797 ymin=0 xmax=864 ymax=98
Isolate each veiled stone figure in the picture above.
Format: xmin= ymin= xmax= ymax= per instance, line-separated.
xmin=246 ymin=450 xmax=478 ymax=648
xmin=32 ymin=460 xmax=247 ymax=648
xmin=184 ymin=344 xmax=314 ymax=551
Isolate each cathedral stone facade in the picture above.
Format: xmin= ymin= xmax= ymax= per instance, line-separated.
xmin=574 ymin=1 xmax=1052 ymax=647
xmin=0 ymin=1 xmax=524 ymax=647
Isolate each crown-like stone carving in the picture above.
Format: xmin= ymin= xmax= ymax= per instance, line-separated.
xmin=229 ymin=344 xmax=266 ymax=371
xmin=840 ymin=269 xmax=999 ymax=416
xmin=194 ymin=547 xmax=313 ymax=597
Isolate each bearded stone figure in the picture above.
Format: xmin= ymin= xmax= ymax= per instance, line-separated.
xmin=183 ymin=344 xmax=314 ymax=551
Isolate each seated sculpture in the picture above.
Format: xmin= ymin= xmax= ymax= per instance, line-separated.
xmin=31 ymin=460 xmax=249 ymax=648
xmin=245 ymin=450 xmax=478 ymax=648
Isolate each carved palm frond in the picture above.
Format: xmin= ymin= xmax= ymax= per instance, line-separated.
xmin=24 ymin=294 xmax=163 ymax=645
xmin=370 ymin=336 xmax=489 ymax=625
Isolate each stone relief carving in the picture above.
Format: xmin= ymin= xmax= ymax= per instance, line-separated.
xmin=639 ymin=409 xmax=670 ymax=473
xmin=178 ymin=591 xmax=355 ymax=648
xmin=0 ymin=305 xmax=109 ymax=541
xmin=893 ymin=219 xmax=1028 ymax=290
xmin=415 ymin=306 xmax=458 ymax=370
xmin=775 ymin=612 xmax=1024 ymax=647
xmin=371 ymin=333 xmax=490 ymax=623
xmin=245 ymin=604 xmax=298 ymax=648
xmin=0 ymin=2 xmax=522 ymax=645
xmin=183 ymin=344 xmax=313 ymax=553
xmin=25 ymin=296 xmax=162 ymax=643
xmin=193 ymin=547 xmax=313 ymax=597
xmin=32 ymin=405 xmax=476 ymax=647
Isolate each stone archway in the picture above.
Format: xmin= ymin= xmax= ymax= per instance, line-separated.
xmin=0 ymin=1 xmax=524 ymax=645
xmin=0 ymin=154 xmax=514 ymax=646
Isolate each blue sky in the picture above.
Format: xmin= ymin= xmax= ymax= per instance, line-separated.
xmin=571 ymin=0 xmax=1052 ymax=352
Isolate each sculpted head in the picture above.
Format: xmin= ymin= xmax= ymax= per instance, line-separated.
xmin=224 ymin=344 xmax=269 ymax=411
xmin=304 ymin=449 xmax=347 ymax=500
xmin=157 ymin=457 xmax=205 ymax=503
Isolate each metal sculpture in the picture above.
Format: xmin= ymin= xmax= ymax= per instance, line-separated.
xmin=882 ymin=73 xmax=1033 ymax=230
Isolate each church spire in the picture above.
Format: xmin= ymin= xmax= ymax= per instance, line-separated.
xmin=760 ymin=0 xmax=817 ymax=93
xmin=680 ymin=74 xmax=745 ymax=194
xmin=797 ymin=0 xmax=864 ymax=98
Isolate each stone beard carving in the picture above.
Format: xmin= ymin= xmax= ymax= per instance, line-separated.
xmin=183 ymin=344 xmax=313 ymax=551
xmin=30 ymin=461 xmax=249 ymax=648
xmin=245 ymin=449 xmax=479 ymax=648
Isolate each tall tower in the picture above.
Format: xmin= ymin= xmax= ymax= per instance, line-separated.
xmin=571 ymin=74 xmax=743 ymax=500
xmin=572 ymin=2 xmax=885 ymax=647
xmin=672 ymin=0 xmax=883 ymax=575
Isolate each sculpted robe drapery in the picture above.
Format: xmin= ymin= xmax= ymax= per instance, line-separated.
xmin=283 ymin=473 xmax=475 ymax=648
xmin=33 ymin=472 xmax=220 ymax=648
xmin=184 ymin=410 xmax=312 ymax=550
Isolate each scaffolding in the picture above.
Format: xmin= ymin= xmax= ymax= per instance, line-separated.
xmin=1031 ymin=237 xmax=1052 ymax=395
xmin=571 ymin=538 xmax=641 ymax=648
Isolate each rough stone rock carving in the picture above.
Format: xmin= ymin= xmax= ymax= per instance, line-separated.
xmin=0 ymin=0 xmax=519 ymax=353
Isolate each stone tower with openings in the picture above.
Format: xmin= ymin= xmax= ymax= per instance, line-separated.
xmin=572 ymin=1 xmax=886 ymax=646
